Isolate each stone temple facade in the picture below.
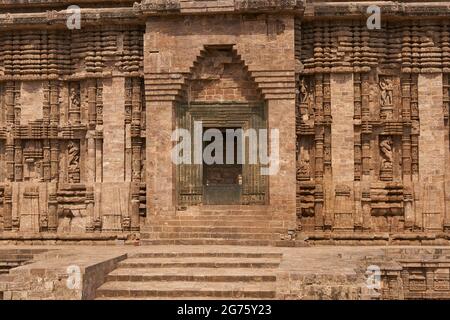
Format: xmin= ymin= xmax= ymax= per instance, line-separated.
xmin=0 ymin=0 xmax=450 ymax=246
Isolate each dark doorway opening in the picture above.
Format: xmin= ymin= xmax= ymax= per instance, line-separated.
xmin=203 ymin=127 xmax=242 ymax=205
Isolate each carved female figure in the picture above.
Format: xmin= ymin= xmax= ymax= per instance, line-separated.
xmin=67 ymin=141 xmax=80 ymax=171
xmin=379 ymin=77 xmax=393 ymax=106
xmin=70 ymin=87 xmax=80 ymax=109
xmin=300 ymin=78 xmax=310 ymax=103
xmin=380 ymin=136 xmax=393 ymax=169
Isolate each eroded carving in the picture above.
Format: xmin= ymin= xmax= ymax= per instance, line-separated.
xmin=67 ymin=140 xmax=80 ymax=183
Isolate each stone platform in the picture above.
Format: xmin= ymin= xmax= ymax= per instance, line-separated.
xmin=1 ymin=245 xmax=450 ymax=300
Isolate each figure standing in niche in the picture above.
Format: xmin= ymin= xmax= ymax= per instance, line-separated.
xmin=300 ymin=78 xmax=310 ymax=103
xmin=297 ymin=143 xmax=310 ymax=179
xmin=379 ymin=77 xmax=393 ymax=106
xmin=380 ymin=137 xmax=393 ymax=169
xmin=67 ymin=141 xmax=79 ymax=171
xmin=70 ymin=87 xmax=80 ymax=109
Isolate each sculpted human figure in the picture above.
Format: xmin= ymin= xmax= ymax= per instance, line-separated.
xmin=70 ymin=87 xmax=80 ymax=109
xmin=380 ymin=137 xmax=393 ymax=169
xmin=68 ymin=141 xmax=80 ymax=171
xmin=379 ymin=77 xmax=393 ymax=106
xmin=300 ymin=78 xmax=309 ymax=103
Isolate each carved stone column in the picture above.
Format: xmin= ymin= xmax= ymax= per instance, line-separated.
xmin=50 ymin=140 xmax=59 ymax=182
xmin=43 ymin=139 xmax=51 ymax=182
xmin=14 ymin=140 xmax=23 ymax=182
xmin=146 ymin=100 xmax=176 ymax=216
xmin=330 ymin=73 xmax=355 ymax=230
xmin=85 ymin=186 xmax=95 ymax=232
xmin=3 ymin=185 xmax=12 ymax=231
xmin=5 ymin=81 xmax=15 ymax=124
xmin=50 ymin=81 xmax=60 ymax=126
xmin=130 ymin=182 xmax=140 ymax=231
xmin=418 ymin=73 xmax=445 ymax=231
xmin=5 ymin=135 xmax=14 ymax=182
xmin=267 ymin=98 xmax=296 ymax=222
xmin=131 ymin=140 xmax=142 ymax=182
xmin=87 ymin=80 xmax=97 ymax=129
xmin=47 ymin=184 xmax=58 ymax=232
xmin=314 ymin=184 xmax=324 ymax=230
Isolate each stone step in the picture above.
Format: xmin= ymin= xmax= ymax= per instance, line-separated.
xmin=144 ymin=226 xmax=285 ymax=234
xmin=0 ymin=249 xmax=47 ymax=255
xmin=0 ymin=254 xmax=34 ymax=260
xmin=142 ymin=232 xmax=278 ymax=240
xmin=0 ymin=261 xmax=22 ymax=268
xmin=95 ymin=281 xmax=276 ymax=299
xmin=130 ymin=252 xmax=282 ymax=259
xmin=147 ymin=214 xmax=284 ymax=221
xmin=118 ymin=257 xmax=281 ymax=269
xmin=180 ymin=205 xmax=270 ymax=211
xmin=144 ymin=220 xmax=285 ymax=227
xmin=107 ymin=268 xmax=277 ymax=282
xmin=175 ymin=211 xmax=271 ymax=216
xmin=96 ymin=297 xmax=265 ymax=300
xmin=140 ymin=239 xmax=276 ymax=246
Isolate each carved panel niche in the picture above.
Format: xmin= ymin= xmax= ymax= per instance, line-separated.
xmin=296 ymin=74 xmax=330 ymax=231
xmin=379 ymin=135 xmax=394 ymax=181
xmin=67 ymin=140 xmax=80 ymax=183
xmin=125 ymin=77 xmax=146 ymax=183
xmin=377 ymin=75 xmax=403 ymax=121
xmin=68 ymin=82 xmax=81 ymax=125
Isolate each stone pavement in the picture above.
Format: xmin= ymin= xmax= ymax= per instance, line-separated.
xmin=0 ymin=245 xmax=449 ymax=300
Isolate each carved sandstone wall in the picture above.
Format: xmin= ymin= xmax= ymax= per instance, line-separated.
xmin=0 ymin=1 xmax=449 ymax=244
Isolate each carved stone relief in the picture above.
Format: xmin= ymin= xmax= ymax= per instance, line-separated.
xmin=379 ymin=136 xmax=393 ymax=181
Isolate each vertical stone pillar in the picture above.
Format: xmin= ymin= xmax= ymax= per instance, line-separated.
xmin=43 ymin=139 xmax=51 ymax=182
xmin=401 ymin=74 xmax=414 ymax=230
xmin=95 ymin=137 xmax=103 ymax=182
xmin=0 ymin=142 xmax=4 ymax=183
xmin=102 ymin=77 xmax=125 ymax=182
xmin=3 ymin=185 xmax=12 ymax=231
xmin=101 ymin=77 xmax=127 ymax=231
xmin=50 ymin=140 xmax=59 ymax=182
xmin=130 ymin=182 xmax=140 ymax=231
xmin=146 ymin=100 xmax=176 ymax=216
xmin=47 ymin=183 xmax=58 ymax=232
xmin=445 ymin=74 xmax=450 ymax=232
xmin=86 ymin=132 xmax=96 ymax=183
xmin=87 ymin=80 xmax=97 ymax=129
xmin=5 ymin=81 xmax=15 ymax=124
xmin=418 ymin=73 xmax=445 ymax=231
xmin=14 ymin=140 xmax=23 ymax=182
xmin=49 ymin=81 xmax=59 ymax=126
xmin=330 ymin=73 xmax=354 ymax=230
xmin=5 ymin=135 xmax=14 ymax=182
xmin=85 ymin=186 xmax=95 ymax=232
xmin=267 ymin=99 xmax=296 ymax=225
xmin=132 ymin=140 xmax=142 ymax=182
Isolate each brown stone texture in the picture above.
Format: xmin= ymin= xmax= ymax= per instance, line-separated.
xmin=0 ymin=0 xmax=449 ymax=247
xmin=2 ymin=245 xmax=450 ymax=300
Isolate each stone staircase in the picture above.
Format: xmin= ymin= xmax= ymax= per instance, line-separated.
xmin=140 ymin=206 xmax=294 ymax=246
xmin=0 ymin=249 xmax=46 ymax=275
xmin=95 ymin=250 xmax=282 ymax=299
